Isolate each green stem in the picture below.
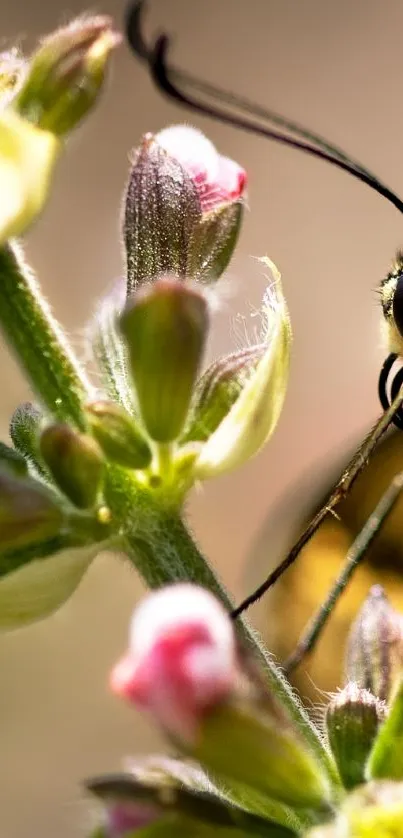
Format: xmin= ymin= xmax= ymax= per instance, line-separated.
xmin=0 ymin=242 xmax=92 ymax=428
xmin=105 ymin=466 xmax=341 ymax=797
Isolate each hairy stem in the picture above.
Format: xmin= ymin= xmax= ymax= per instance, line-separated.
xmin=0 ymin=242 xmax=92 ymax=428
xmin=105 ymin=465 xmax=341 ymax=795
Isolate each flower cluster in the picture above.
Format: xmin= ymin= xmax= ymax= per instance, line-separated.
xmin=0 ymin=32 xmax=291 ymax=628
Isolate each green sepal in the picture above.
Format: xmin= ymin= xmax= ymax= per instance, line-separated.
xmin=188 ymin=202 xmax=244 ymax=282
xmin=86 ymin=401 xmax=152 ymax=470
xmin=89 ymin=281 xmax=135 ymax=413
xmin=367 ymin=679 xmax=403 ymax=780
xmin=120 ymin=278 xmax=209 ymax=442
xmin=0 ymin=540 xmax=107 ymax=629
xmin=191 ymin=701 xmax=332 ymax=812
xmin=182 ymin=345 xmax=264 ymax=443
xmin=40 ymin=423 xmax=104 ymax=509
xmin=123 ymin=134 xmax=201 ymax=293
xmin=326 ymin=684 xmax=385 ymax=790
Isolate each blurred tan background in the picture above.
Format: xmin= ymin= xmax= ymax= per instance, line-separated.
xmin=1 ymin=0 xmax=403 ymax=835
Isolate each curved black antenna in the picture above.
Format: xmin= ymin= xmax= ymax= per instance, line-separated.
xmin=125 ymin=1 xmax=376 ymax=179
xmin=125 ymin=0 xmax=403 ymax=215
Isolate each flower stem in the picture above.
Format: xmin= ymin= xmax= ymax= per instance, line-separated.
xmin=106 ymin=466 xmax=341 ymax=796
xmin=0 ymin=242 xmax=92 ymax=428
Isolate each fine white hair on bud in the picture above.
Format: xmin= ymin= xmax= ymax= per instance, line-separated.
xmin=110 ymin=584 xmax=237 ymax=744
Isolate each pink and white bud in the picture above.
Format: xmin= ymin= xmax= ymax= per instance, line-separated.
xmin=156 ymin=125 xmax=247 ymax=213
xmin=110 ymin=584 xmax=237 ymax=744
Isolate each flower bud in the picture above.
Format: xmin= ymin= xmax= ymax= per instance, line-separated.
xmin=123 ymin=125 xmax=246 ymax=291
xmin=111 ymin=585 xmax=331 ymax=812
xmin=14 ymin=17 xmax=120 ymax=136
xmin=345 ymin=585 xmax=403 ymax=703
xmin=194 ymin=262 xmax=291 ymax=478
xmin=326 ymin=683 xmax=385 ymax=790
xmin=123 ymin=134 xmax=201 ymax=293
xmin=86 ymin=401 xmax=151 ymax=470
xmin=120 ymin=278 xmax=209 ymax=442
xmin=156 ymin=125 xmax=246 ymax=283
xmin=110 ymin=584 xmax=237 ymax=745
xmin=0 ymin=469 xmax=64 ymax=551
xmin=39 ymin=423 xmax=104 ymax=509
xmin=182 ymin=345 xmax=264 ymax=443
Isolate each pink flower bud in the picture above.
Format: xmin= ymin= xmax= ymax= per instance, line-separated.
xmin=110 ymin=584 xmax=237 ymax=744
xmin=155 ymin=125 xmax=247 ymax=213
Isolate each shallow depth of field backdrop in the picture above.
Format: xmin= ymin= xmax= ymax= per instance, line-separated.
xmin=1 ymin=1 xmax=402 ymax=836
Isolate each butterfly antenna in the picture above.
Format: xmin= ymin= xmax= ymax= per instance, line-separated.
xmin=125 ymin=0 xmax=403 ymax=215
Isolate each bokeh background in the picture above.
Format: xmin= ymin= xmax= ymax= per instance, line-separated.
xmin=1 ymin=0 xmax=403 ymax=835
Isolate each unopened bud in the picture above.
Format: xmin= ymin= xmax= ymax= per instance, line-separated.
xmin=0 ymin=469 xmax=64 ymax=551
xmin=182 ymin=344 xmax=264 ymax=443
xmin=86 ymin=401 xmax=152 ymax=470
xmin=39 ymin=423 xmax=104 ymax=509
xmin=123 ymin=134 xmax=201 ymax=292
xmin=120 ymin=278 xmax=209 ymax=442
xmin=110 ymin=584 xmax=237 ymax=745
xmin=156 ymin=126 xmax=245 ymax=281
xmin=14 ymin=17 xmax=120 ymax=136
xmin=326 ymin=683 xmax=385 ymax=790
xmin=345 ymin=585 xmax=403 ymax=703
xmin=123 ymin=125 xmax=246 ymax=291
